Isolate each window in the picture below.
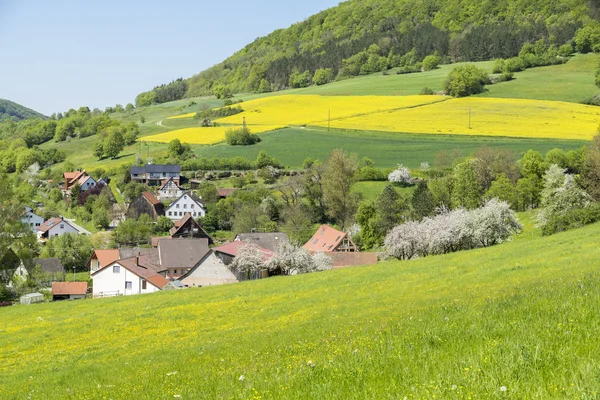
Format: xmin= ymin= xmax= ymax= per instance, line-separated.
xmin=173 ymin=269 xmax=178 ymax=275
xmin=168 ymin=211 xmax=172 ymax=216
xmin=35 ymin=223 xmax=40 ymax=227
xmin=60 ymin=224 xmax=64 ymax=229
xmin=183 ymin=204 xmax=187 ymax=209
xmin=179 ymin=212 xmax=182 ymax=216
xmin=191 ymin=204 xmax=194 ymax=209
xmin=176 ymin=204 xmax=180 ymax=208
xmin=125 ymin=281 xmax=132 ymax=290
xmin=192 ymin=212 xmax=196 ymax=217
xmin=113 ymin=265 xmax=120 ymax=273
xmin=142 ymin=280 xmax=147 ymax=290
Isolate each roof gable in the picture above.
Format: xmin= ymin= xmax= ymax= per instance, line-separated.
xmin=167 ymin=192 xmax=205 ymax=210
xmin=94 ymin=258 xmax=169 ymax=289
xmin=142 ymin=191 xmax=161 ymax=205
xmin=303 ymin=225 xmax=353 ymax=252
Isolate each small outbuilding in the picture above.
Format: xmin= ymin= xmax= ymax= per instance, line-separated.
xmin=20 ymin=292 xmax=44 ymax=305
xmin=52 ymin=282 xmax=88 ymax=301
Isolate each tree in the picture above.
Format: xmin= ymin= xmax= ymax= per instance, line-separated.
xmin=422 ymin=54 xmax=442 ymax=71
xmin=41 ymin=233 xmax=93 ymax=272
xmin=93 ymin=141 xmax=104 ymax=160
xmin=322 ymin=149 xmax=359 ymax=229
xmin=304 ymin=161 xmax=327 ymax=223
xmin=443 ymin=65 xmax=490 ymax=97
xmin=519 ymin=149 xmax=548 ymax=179
xmin=388 ymin=164 xmax=412 ymax=184
xmin=267 ymin=243 xmax=332 ymax=275
xmin=356 ymin=201 xmax=381 ymax=249
xmin=377 ymin=184 xmax=406 ymax=234
xmin=487 ymin=174 xmax=518 ymax=210
xmin=581 ymin=134 xmax=600 ymax=200
xmin=313 ymin=68 xmax=335 ymax=85
xmin=411 ymin=180 xmax=434 ymax=220
xmin=125 ymin=103 xmax=135 ymax=112
xmin=155 ymin=216 xmax=174 ymax=233
xmin=213 ymin=84 xmax=232 ymax=99
xmin=516 ymin=177 xmax=541 ymax=210
xmin=103 ymin=127 xmax=125 ymax=159
xmin=258 ymin=79 xmax=271 ymax=93
xmin=225 ymin=127 xmax=260 ymax=145
xmin=452 ymin=161 xmax=482 ymax=209
xmin=140 ymin=116 xmax=146 ymax=124
xmin=229 ymin=244 xmax=265 ymax=279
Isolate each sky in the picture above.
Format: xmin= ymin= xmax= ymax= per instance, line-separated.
xmin=0 ymin=0 xmax=340 ymax=115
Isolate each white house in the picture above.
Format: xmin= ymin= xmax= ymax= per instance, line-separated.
xmin=78 ymin=175 xmax=97 ymax=192
xmin=21 ymin=207 xmax=45 ymax=232
xmin=36 ymin=217 xmax=80 ymax=240
xmin=179 ymin=250 xmax=239 ymax=287
xmin=165 ymin=192 xmax=206 ymax=220
xmin=91 ymin=256 xmax=169 ymax=297
xmin=157 ymin=177 xmax=183 ymax=201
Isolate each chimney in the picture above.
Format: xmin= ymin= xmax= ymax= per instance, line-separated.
xmin=136 ymin=256 xmax=139 ymax=266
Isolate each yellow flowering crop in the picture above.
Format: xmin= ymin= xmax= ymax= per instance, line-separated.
xmin=216 ymin=95 xmax=445 ymax=126
xmin=313 ymin=97 xmax=600 ymax=140
xmin=140 ymin=125 xmax=283 ymax=145
xmin=168 ymin=112 xmax=196 ymax=119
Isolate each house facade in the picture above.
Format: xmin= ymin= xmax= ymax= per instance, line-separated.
xmin=165 ymin=192 xmax=206 ymax=220
xmin=180 ymin=251 xmax=238 ymax=287
xmin=126 ymin=192 xmax=165 ymax=221
xmin=168 ymin=213 xmax=214 ymax=244
xmin=92 ymin=257 xmax=169 ymax=297
xmin=37 ymin=217 xmax=80 ymax=240
xmin=157 ymin=177 xmax=183 ymax=201
xmin=21 ymin=207 xmax=45 ymax=232
xmin=63 ymin=170 xmax=96 ymax=193
xmin=130 ymin=164 xmax=180 ymax=187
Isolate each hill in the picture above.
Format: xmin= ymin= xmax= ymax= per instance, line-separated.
xmin=3 ymin=220 xmax=600 ymax=397
xmin=0 ymin=98 xmax=46 ymax=121
xmin=136 ymin=0 xmax=596 ymax=104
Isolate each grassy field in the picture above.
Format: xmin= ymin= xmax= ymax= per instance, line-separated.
xmin=3 ymin=221 xmax=600 ymax=398
xmin=196 ymin=127 xmax=587 ymax=168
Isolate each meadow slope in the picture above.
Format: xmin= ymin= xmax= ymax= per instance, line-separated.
xmin=3 ymin=222 xmax=600 ymax=398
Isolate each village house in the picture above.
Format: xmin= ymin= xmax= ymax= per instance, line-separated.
xmin=165 ymin=192 xmax=206 ymax=220
xmin=12 ymin=258 xmax=66 ymax=286
xmin=156 ymin=177 xmax=184 ymax=201
xmin=88 ymin=237 xmax=210 ymax=282
xmin=303 ymin=225 xmax=378 ymax=268
xmin=130 ymin=164 xmax=180 ymax=186
xmin=126 ymin=191 xmax=165 ymax=221
xmin=51 ymin=282 xmax=88 ymax=301
xmin=234 ymin=232 xmax=290 ymax=252
xmin=92 ymin=256 xmax=169 ymax=297
xmin=63 ymin=170 xmax=97 ymax=193
xmin=213 ymin=241 xmax=274 ymax=281
xmin=36 ymin=217 xmax=80 ymax=240
xmin=179 ymin=250 xmax=239 ymax=288
xmin=21 ymin=207 xmax=45 ymax=232
xmin=166 ymin=213 xmax=213 ymax=244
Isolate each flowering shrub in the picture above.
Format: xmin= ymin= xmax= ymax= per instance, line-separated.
xmin=384 ymin=199 xmax=522 ymax=260
xmin=388 ymin=164 xmax=412 ymax=184
xmin=267 ymin=243 xmax=332 ymax=274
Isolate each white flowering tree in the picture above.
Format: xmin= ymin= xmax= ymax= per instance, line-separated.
xmin=384 ymin=199 xmax=522 ymax=259
xmin=538 ymin=171 xmax=592 ymax=226
xmin=267 ymin=243 xmax=333 ymax=274
xmin=388 ymin=164 xmax=412 ymax=184
xmin=229 ymin=243 xmax=266 ymax=279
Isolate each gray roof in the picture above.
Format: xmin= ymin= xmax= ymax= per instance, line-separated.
xmin=157 ymin=238 xmax=210 ymax=269
xmin=130 ymin=164 xmax=180 ymax=174
xmin=33 ymin=258 xmax=64 ymax=274
xmin=235 ymin=232 xmax=290 ymax=252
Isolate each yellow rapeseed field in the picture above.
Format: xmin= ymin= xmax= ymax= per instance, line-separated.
xmin=140 ymin=125 xmax=283 ymax=145
xmin=168 ymin=112 xmax=196 ymax=119
xmin=216 ymin=95 xmax=446 ymax=126
xmin=312 ymin=97 xmax=600 ymax=140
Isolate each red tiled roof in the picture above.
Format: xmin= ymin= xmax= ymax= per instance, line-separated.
xmin=214 ymin=241 xmax=274 ymax=261
xmin=217 ymin=188 xmax=236 ymax=197
xmin=92 ymin=249 xmax=120 ymax=268
xmin=78 ymin=175 xmax=93 ymax=186
xmin=63 ymin=172 xmax=78 ymax=180
xmin=142 ymin=191 xmax=160 ymax=205
xmin=36 ymin=218 xmax=62 ymax=233
xmin=303 ymin=224 xmax=349 ymax=252
xmin=52 ymin=281 xmax=88 ymax=295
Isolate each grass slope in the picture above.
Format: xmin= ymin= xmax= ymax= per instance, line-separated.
xmin=3 ymin=222 xmax=600 ymax=398
xmin=196 ymin=127 xmax=587 ymax=168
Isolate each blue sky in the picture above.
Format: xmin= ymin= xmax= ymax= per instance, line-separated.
xmin=0 ymin=0 xmax=340 ymax=115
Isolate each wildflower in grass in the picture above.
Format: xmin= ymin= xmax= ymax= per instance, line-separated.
xmin=500 ymin=386 xmax=507 ymax=392
xmin=307 ymin=360 xmax=315 ymax=368
xmin=239 ymin=375 xmax=245 ymax=381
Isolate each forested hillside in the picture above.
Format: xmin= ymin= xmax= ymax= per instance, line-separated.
xmin=136 ymin=0 xmax=600 ymax=105
xmin=0 ymin=99 xmax=45 ymax=121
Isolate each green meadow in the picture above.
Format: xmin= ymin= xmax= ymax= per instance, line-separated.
xmin=3 ymin=221 xmax=600 ymax=398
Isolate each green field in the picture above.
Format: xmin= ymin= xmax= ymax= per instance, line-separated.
xmin=3 ymin=220 xmax=600 ymax=398
xmin=196 ymin=127 xmax=587 ymax=168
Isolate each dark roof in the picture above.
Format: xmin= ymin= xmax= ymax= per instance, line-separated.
xmin=169 ymin=213 xmax=214 ymax=244
xmin=235 ymin=232 xmax=290 ymax=253
xmin=33 ymin=258 xmax=64 ymax=274
xmin=52 ymin=282 xmax=87 ymax=295
xmin=158 ymin=238 xmax=210 ymax=270
xmin=130 ymin=164 xmax=180 ymax=174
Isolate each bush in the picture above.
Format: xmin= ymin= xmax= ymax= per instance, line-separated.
xmin=558 ymin=43 xmax=573 ymax=57
xmin=313 ymin=68 xmax=335 ymax=86
xmin=492 ymin=58 xmax=505 ymax=74
xmin=422 ymin=54 xmax=441 ymax=71
xmin=225 ymin=127 xmax=261 ymax=146
xmin=420 ymin=87 xmax=434 ymax=95
xmin=542 ymin=203 xmax=600 ymax=236
xmin=443 ymin=65 xmax=490 ymax=97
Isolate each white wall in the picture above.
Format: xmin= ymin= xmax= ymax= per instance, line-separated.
xmin=80 ymin=177 xmax=97 ymax=191
xmin=166 ymin=193 xmax=205 ymax=220
xmin=21 ymin=212 xmax=45 ymax=232
xmin=157 ymin=181 xmax=183 ymax=201
xmin=92 ymin=262 xmax=161 ymax=297
xmin=48 ymin=221 xmax=79 ymax=237
xmin=181 ymin=253 xmax=238 ymax=287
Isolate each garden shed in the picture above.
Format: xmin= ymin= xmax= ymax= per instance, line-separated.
xmin=20 ymin=292 xmax=44 ymax=305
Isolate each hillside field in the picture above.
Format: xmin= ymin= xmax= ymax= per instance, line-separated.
xmin=3 ymin=221 xmax=600 ymax=398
